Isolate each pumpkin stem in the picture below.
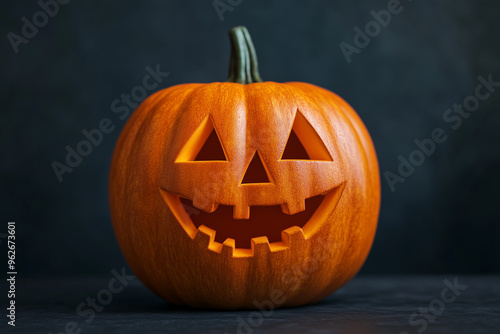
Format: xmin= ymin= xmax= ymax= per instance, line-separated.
xmin=227 ymin=26 xmax=263 ymax=84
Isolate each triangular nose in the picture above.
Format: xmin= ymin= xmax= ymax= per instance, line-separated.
xmin=241 ymin=152 xmax=272 ymax=184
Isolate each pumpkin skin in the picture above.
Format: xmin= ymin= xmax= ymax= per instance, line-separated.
xmin=109 ymin=27 xmax=380 ymax=309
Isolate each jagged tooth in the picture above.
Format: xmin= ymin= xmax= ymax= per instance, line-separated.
xmin=233 ymin=204 xmax=250 ymax=219
xmin=206 ymin=203 xmax=219 ymax=213
xmin=280 ymin=203 xmax=291 ymax=215
xmin=222 ymin=238 xmax=235 ymax=258
xmin=281 ymin=200 xmax=306 ymax=215
xmin=281 ymin=226 xmax=306 ymax=246
xmin=251 ymin=236 xmax=271 ymax=256
xmin=193 ymin=225 xmax=215 ymax=249
xmin=192 ymin=196 xmax=218 ymax=213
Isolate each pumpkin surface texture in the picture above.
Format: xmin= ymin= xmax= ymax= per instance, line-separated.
xmin=109 ymin=26 xmax=381 ymax=309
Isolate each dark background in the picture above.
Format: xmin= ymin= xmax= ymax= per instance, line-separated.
xmin=1 ymin=0 xmax=499 ymax=278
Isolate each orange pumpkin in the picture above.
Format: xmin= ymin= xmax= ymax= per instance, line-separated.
xmin=109 ymin=26 xmax=380 ymax=309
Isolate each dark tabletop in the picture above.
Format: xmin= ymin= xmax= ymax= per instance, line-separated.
xmin=4 ymin=275 xmax=499 ymax=334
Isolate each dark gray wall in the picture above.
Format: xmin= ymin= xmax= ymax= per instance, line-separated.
xmin=1 ymin=0 xmax=499 ymax=277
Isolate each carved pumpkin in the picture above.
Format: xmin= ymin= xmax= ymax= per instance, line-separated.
xmin=109 ymin=26 xmax=380 ymax=309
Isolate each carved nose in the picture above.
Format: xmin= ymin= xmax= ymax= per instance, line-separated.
xmin=241 ymin=152 xmax=272 ymax=184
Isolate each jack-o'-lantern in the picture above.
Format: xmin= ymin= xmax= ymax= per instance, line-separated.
xmin=109 ymin=26 xmax=380 ymax=309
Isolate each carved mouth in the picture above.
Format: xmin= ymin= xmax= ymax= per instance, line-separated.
xmin=159 ymin=183 xmax=344 ymax=257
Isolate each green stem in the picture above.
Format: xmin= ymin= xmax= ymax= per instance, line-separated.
xmin=226 ymin=26 xmax=263 ymax=84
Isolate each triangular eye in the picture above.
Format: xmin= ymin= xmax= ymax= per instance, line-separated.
xmin=281 ymin=130 xmax=309 ymax=159
xmin=176 ymin=116 xmax=227 ymax=162
xmin=195 ymin=129 xmax=226 ymax=161
xmin=280 ymin=111 xmax=333 ymax=161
